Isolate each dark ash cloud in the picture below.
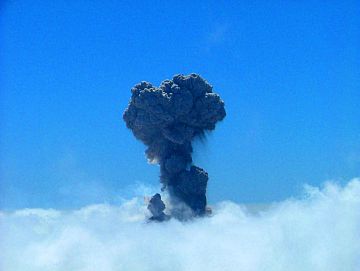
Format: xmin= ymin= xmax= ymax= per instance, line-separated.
xmin=123 ymin=74 xmax=226 ymax=220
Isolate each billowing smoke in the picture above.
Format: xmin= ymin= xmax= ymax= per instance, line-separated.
xmin=123 ymin=74 xmax=226 ymax=220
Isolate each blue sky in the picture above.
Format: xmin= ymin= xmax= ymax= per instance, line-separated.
xmin=1 ymin=0 xmax=359 ymax=209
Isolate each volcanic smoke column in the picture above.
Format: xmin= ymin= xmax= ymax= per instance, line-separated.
xmin=123 ymin=74 xmax=226 ymax=220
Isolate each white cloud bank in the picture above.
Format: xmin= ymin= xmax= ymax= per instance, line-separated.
xmin=1 ymin=179 xmax=360 ymax=271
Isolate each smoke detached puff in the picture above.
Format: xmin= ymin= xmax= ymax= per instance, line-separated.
xmin=123 ymin=74 xmax=226 ymax=220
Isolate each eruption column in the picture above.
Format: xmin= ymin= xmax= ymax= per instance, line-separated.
xmin=123 ymin=74 xmax=226 ymax=220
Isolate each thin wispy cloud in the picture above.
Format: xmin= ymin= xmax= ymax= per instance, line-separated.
xmin=208 ymin=23 xmax=229 ymax=44
xmin=202 ymin=22 xmax=230 ymax=53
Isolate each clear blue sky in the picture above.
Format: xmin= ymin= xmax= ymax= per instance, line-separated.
xmin=1 ymin=1 xmax=359 ymax=209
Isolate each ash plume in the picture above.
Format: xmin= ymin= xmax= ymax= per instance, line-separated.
xmin=123 ymin=74 xmax=226 ymax=220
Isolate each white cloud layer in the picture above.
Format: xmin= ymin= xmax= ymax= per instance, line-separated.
xmin=1 ymin=179 xmax=360 ymax=271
